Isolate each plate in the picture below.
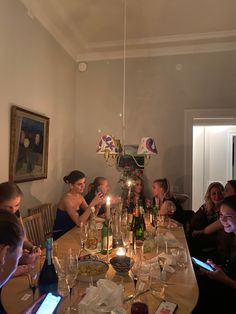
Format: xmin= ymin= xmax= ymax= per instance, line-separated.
xmin=77 ymin=259 xmax=109 ymax=283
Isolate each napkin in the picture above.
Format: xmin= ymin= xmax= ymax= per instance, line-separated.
xmin=156 ymin=231 xmax=180 ymax=248
xmin=79 ymin=279 xmax=126 ymax=314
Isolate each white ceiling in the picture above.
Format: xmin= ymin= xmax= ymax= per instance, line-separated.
xmin=19 ymin=0 xmax=236 ymax=61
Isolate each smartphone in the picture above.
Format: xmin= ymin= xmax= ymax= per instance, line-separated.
xmin=96 ymin=186 xmax=104 ymax=196
xmin=34 ymin=292 xmax=62 ymax=314
xmin=155 ymin=300 xmax=178 ymax=314
xmin=192 ymin=257 xmax=215 ymax=272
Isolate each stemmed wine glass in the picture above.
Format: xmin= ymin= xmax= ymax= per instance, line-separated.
xmin=165 ymin=201 xmax=176 ymax=229
xmin=78 ymin=223 xmax=88 ymax=256
xmin=121 ymin=226 xmax=130 ymax=253
xmin=131 ymin=261 xmax=140 ymax=294
xmin=64 ymin=254 xmax=78 ymax=313
xmin=27 ymin=263 xmax=39 ymax=301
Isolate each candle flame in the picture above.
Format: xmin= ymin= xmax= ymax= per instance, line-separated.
xmin=127 ymin=180 xmax=132 ymax=187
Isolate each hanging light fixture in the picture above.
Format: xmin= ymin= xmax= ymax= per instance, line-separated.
xmin=96 ymin=0 xmax=157 ymax=166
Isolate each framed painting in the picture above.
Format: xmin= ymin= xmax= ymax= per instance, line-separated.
xmin=9 ymin=106 xmax=49 ymax=183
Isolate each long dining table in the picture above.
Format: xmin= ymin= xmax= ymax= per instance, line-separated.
xmin=2 ymin=223 xmax=199 ymax=314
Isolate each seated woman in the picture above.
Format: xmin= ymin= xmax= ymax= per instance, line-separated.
xmin=0 ymin=209 xmax=24 ymax=313
xmin=53 ymin=170 xmax=103 ymax=239
xmin=85 ymin=177 xmax=109 ymax=216
xmin=152 ymin=178 xmax=185 ymax=224
xmin=189 ymin=182 xmax=224 ymax=259
xmin=192 ymin=195 xmax=236 ymax=313
xmin=0 ymin=182 xmax=40 ymax=275
xmin=192 ymin=180 xmax=236 ymax=238
xmin=128 ymin=177 xmax=148 ymax=213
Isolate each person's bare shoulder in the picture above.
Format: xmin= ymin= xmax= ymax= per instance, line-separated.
xmin=61 ymin=193 xmax=82 ymax=210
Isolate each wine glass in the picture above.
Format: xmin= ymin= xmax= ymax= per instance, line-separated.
xmin=131 ymin=261 xmax=141 ymax=294
xmin=27 ymin=264 xmax=39 ymax=301
xmin=121 ymin=226 xmax=130 ymax=253
xmin=78 ymin=223 xmax=88 ymax=256
xmin=165 ymin=201 xmax=176 ymax=229
xmin=64 ymin=254 xmax=78 ymax=313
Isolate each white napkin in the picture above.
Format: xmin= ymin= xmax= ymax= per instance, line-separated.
xmin=79 ymin=279 xmax=125 ymax=314
xmin=156 ymin=231 xmax=180 ymax=248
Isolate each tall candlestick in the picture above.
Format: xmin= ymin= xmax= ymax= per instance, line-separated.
xmin=127 ymin=180 xmax=132 ymax=205
xmin=106 ymin=196 xmax=111 ymax=220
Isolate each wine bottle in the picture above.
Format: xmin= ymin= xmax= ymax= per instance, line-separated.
xmin=139 ymin=200 xmax=146 ymax=232
xmin=151 ymin=204 xmax=157 ymax=227
xmin=132 ymin=207 xmax=144 ymax=241
xmin=38 ymin=237 xmax=58 ymax=295
xmin=101 ymin=220 xmax=112 ymax=254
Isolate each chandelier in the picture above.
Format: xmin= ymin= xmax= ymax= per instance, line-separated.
xmin=96 ymin=0 xmax=157 ymax=167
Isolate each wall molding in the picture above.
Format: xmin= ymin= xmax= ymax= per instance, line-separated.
xmin=20 ymin=0 xmax=236 ymax=62
xmin=77 ymin=41 xmax=236 ymax=61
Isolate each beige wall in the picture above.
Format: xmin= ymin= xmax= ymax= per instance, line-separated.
xmin=76 ymin=52 xmax=236 ymax=204
xmin=0 ymin=0 xmax=76 ymax=215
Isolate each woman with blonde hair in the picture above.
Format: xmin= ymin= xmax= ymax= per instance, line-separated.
xmin=189 ymin=182 xmax=224 ymax=259
xmin=191 ymin=182 xmax=224 ymax=234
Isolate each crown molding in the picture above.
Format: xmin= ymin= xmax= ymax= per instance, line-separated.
xmin=86 ymin=30 xmax=236 ymax=49
xmin=19 ymin=1 xmax=236 ymax=62
xmin=77 ymin=41 xmax=236 ymax=62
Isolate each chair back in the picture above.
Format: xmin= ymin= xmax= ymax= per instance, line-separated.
xmin=23 ymin=213 xmax=45 ymax=247
xmin=28 ymin=203 xmax=55 ymax=237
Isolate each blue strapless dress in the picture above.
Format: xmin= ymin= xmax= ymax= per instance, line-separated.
xmin=53 ymin=208 xmax=79 ymax=240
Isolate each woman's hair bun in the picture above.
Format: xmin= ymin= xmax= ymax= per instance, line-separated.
xmin=63 ymin=170 xmax=85 ymax=184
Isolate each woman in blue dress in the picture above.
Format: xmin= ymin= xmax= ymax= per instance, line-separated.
xmin=53 ymin=170 xmax=103 ymax=239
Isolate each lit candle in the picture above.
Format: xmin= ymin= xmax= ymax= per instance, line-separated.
xmin=106 ymin=196 xmax=111 ymax=220
xmin=127 ymin=180 xmax=132 ymax=205
xmin=116 ymin=247 xmax=126 ymax=257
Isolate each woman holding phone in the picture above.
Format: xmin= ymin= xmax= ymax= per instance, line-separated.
xmin=85 ymin=177 xmax=109 ymax=216
xmin=193 ymin=195 xmax=236 ymax=313
xmin=53 ymin=170 xmax=103 ymax=239
xmin=0 ymin=182 xmax=41 ymax=276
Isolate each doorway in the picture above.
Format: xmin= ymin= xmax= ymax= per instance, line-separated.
xmin=192 ymin=125 xmax=236 ymax=211
xmin=184 ymin=108 xmax=236 ymax=211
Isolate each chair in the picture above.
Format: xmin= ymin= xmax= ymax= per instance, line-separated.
xmin=23 ymin=213 xmax=45 ymax=247
xmin=28 ymin=203 xmax=56 ymax=237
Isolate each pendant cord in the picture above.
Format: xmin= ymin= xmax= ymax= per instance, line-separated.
xmin=122 ymin=0 xmax=127 ymax=154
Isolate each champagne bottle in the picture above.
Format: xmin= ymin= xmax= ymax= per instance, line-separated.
xmin=38 ymin=237 xmax=58 ymax=295
xmin=132 ymin=206 xmax=144 ymax=241
xmin=139 ymin=200 xmax=146 ymax=232
xmin=151 ymin=204 xmax=157 ymax=227
xmin=101 ymin=220 xmax=112 ymax=254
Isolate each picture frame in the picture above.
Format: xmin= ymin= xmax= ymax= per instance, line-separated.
xmin=9 ymin=106 xmax=49 ymax=183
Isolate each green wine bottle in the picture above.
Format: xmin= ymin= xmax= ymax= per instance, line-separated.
xmin=133 ymin=207 xmax=144 ymax=241
xmin=101 ymin=220 xmax=112 ymax=254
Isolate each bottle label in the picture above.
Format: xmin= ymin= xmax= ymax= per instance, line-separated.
xmin=102 ymin=235 xmax=112 ymax=250
xmin=128 ymin=230 xmax=133 ymax=244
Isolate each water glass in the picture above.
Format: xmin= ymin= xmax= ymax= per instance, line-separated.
xmin=150 ymin=264 xmax=165 ymax=299
xmin=177 ymin=246 xmax=188 ymax=269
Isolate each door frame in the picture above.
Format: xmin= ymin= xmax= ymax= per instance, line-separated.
xmin=184 ymin=108 xmax=236 ymax=209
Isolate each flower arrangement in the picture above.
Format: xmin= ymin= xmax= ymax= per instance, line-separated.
xmin=118 ymin=165 xmax=144 ymax=205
